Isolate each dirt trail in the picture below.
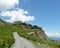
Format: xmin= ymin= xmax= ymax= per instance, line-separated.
xmin=11 ymin=32 xmax=35 ymax=48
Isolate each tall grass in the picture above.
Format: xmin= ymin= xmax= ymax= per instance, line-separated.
xmin=0 ymin=20 xmax=60 ymax=48
xmin=0 ymin=21 xmax=15 ymax=48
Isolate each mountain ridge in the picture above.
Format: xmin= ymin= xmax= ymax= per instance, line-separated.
xmin=0 ymin=19 xmax=60 ymax=48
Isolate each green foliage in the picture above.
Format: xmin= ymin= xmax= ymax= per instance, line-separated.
xmin=0 ymin=20 xmax=15 ymax=48
xmin=0 ymin=19 xmax=60 ymax=48
xmin=13 ymin=24 xmax=60 ymax=48
xmin=32 ymin=25 xmax=42 ymax=30
xmin=33 ymin=25 xmax=38 ymax=29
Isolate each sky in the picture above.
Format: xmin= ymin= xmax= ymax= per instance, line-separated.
xmin=0 ymin=0 xmax=60 ymax=38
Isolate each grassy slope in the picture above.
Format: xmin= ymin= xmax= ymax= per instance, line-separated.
xmin=13 ymin=24 xmax=60 ymax=48
xmin=0 ymin=20 xmax=60 ymax=48
xmin=0 ymin=20 xmax=15 ymax=48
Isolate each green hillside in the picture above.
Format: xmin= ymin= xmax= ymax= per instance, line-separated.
xmin=0 ymin=19 xmax=60 ymax=48
xmin=0 ymin=19 xmax=15 ymax=48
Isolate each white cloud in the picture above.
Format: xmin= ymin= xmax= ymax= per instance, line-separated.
xmin=0 ymin=0 xmax=19 ymax=10
xmin=46 ymin=32 xmax=60 ymax=37
xmin=24 ymin=11 xmax=29 ymax=14
xmin=1 ymin=8 xmax=35 ymax=23
xmin=0 ymin=0 xmax=35 ymax=23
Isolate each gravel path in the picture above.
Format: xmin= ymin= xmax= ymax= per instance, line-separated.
xmin=11 ymin=32 xmax=35 ymax=48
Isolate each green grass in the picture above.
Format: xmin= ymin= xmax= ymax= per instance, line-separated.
xmin=13 ymin=24 xmax=60 ymax=48
xmin=0 ymin=20 xmax=60 ymax=48
xmin=0 ymin=21 xmax=15 ymax=48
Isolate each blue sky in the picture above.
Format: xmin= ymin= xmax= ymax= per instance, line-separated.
xmin=0 ymin=0 xmax=60 ymax=37
xmin=19 ymin=0 xmax=60 ymax=33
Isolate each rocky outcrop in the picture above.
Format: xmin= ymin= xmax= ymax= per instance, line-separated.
xmin=28 ymin=29 xmax=48 ymax=40
xmin=34 ymin=29 xmax=48 ymax=40
xmin=21 ymin=23 xmax=33 ymax=30
xmin=9 ymin=21 xmax=48 ymax=40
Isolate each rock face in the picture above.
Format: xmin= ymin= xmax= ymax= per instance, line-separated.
xmin=9 ymin=21 xmax=48 ymax=40
xmin=21 ymin=23 xmax=32 ymax=30
xmin=34 ymin=29 xmax=48 ymax=40
xmin=28 ymin=29 xmax=48 ymax=40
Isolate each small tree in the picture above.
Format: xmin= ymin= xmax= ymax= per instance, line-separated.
xmin=32 ymin=25 xmax=38 ymax=29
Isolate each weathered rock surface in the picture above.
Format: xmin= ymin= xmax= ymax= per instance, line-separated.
xmin=28 ymin=29 xmax=48 ymax=40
